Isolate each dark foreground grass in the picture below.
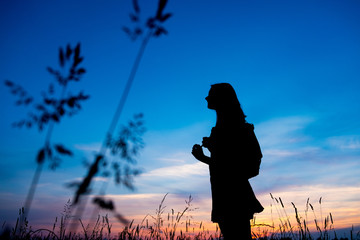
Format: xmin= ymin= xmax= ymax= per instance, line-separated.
xmin=1 ymin=194 xmax=359 ymax=240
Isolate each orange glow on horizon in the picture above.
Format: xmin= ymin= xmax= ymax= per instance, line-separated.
xmin=15 ymin=185 xmax=359 ymax=239
xmin=104 ymin=185 xmax=360 ymax=238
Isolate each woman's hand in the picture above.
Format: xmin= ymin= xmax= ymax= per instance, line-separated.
xmin=192 ymin=144 xmax=205 ymax=160
xmin=192 ymin=144 xmax=211 ymax=164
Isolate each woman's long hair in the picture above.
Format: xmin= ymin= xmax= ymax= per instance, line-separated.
xmin=210 ymin=83 xmax=247 ymax=125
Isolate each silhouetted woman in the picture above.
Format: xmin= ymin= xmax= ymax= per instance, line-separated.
xmin=192 ymin=83 xmax=263 ymax=240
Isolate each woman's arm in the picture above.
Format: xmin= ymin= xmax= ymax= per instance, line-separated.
xmin=197 ymin=155 xmax=211 ymax=165
xmin=192 ymin=144 xmax=211 ymax=165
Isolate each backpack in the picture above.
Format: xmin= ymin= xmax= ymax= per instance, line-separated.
xmin=243 ymin=124 xmax=262 ymax=179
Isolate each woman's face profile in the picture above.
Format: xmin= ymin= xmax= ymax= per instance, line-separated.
xmin=205 ymin=88 xmax=217 ymax=110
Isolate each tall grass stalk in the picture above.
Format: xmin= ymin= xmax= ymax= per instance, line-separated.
xmin=3 ymin=43 xmax=90 ymax=231
xmin=267 ymin=194 xmax=344 ymax=240
xmin=23 ymin=94 xmax=58 ymax=225
xmin=71 ymin=1 xmax=173 ymax=229
xmin=70 ymin=28 xmax=153 ymax=231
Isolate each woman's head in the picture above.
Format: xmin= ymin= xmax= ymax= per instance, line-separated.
xmin=206 ymin=83 xmax=246 ymax=123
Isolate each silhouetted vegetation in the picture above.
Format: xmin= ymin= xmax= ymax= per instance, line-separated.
xmin=3 ymin=0 xmax=172 ymax=231
xmin=5 ymin=43 xmax=89 ymax=166
xmin=70 ymin=0 xmax=172 ymax=226
xmin=1 ymin=195 xmax=358 ymax=240
xmin=4 ymin=43 xmax=90 ymax=225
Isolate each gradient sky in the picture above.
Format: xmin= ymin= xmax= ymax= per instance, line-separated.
xmin=1 ymin=0 xmax=359 ymax=236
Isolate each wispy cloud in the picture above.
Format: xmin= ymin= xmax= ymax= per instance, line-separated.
xmin=74 ymin=142 xmax=102 ymax=152
xmin=66 ymin=114 xmax=360 ymax=204
xmin=132 ymin=114 xmax=360 ymax=204
xmin=326 ymin=135 xmax=360 ymax=150
xmin=142 ymin=162 xmax=208 ymax=178
xmin=4 ymin=115 xmax=357 ymax=232
xmin=256 ymin=115 xmax=315 ymax=149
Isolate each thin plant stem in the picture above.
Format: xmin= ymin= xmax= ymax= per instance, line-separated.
xmin=105 ymin=30 xmax=152 ymax=145
xmin=99 ymin=30 xmax=153 ymax=195
xmin=22 ymin=81 xmax=68 ymax=225
xmin=70 ymin=30 xmax=153 ymax=232
xmin=22 ymin=160 xmax=43 ymax=225
xmin=23 ymin=122 xmax=54 ymax=213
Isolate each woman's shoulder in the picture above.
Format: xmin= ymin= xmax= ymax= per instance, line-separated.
xmin=212 ymin=122 xmax=255 ymax=135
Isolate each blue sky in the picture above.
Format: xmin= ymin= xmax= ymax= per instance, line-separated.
xmin=1 ymin=0 xmax=360 ymax=233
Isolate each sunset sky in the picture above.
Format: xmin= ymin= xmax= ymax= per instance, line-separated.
xmin=1 ymin=0 xmax=359 ymax=237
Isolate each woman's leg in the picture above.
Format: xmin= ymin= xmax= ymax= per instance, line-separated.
xmin=218 ymin=221 xmax=226 ymax=239
xmin=240 ymin=218 xmax=252 ymax=240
